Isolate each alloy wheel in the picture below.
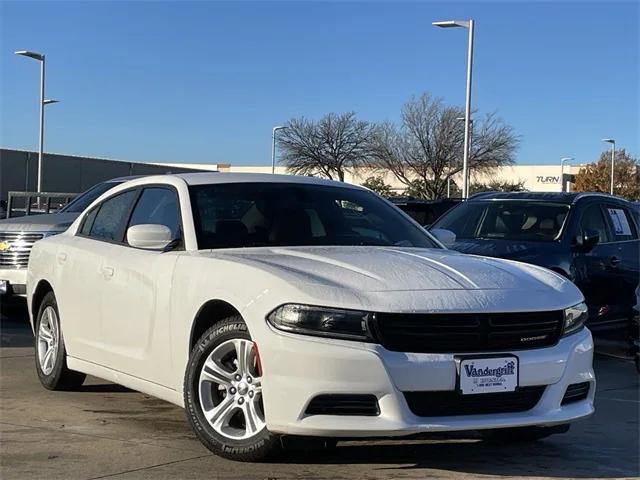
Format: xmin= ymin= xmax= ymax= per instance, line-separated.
xmin=37 ymin=306 xmax=59 ymax=375
xmin=198 ymin=338 xmax=265 ymax=440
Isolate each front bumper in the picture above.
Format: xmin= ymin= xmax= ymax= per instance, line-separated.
xmin=0 ymin=269 xmax=27 ymax=296
xmin=260 ymin=327 xmax=595 ymax=437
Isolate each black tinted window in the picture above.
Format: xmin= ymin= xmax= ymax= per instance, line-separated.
xmin=579 ymin=204 xmax=610 ymax=243
xmin=80 ymin=208 xmax=98 ymax=236
xmin=189 ymin=183 xmax=438 ymax=250
xmin=129 ymin=188 xmax=180 ymax=238
xmin=89 ymin=190 xmax=138 ymax=242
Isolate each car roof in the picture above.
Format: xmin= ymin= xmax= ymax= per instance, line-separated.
xmin=107 ymin=175 xmax=146 ymax=182
xmin=467 ymin=191 xmax=630 ymax=205
xmin=389 ymin=197 xmax=462 ymax=205
xmin=173 ymin=172 xmax=364 ymax=189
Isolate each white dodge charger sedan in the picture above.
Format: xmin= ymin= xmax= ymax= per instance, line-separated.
xmin=27 ymin=173 xmax=595 ymax=461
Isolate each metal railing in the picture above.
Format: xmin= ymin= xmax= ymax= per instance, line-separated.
xmin=6 ymin=191 xmax=77 ymax=218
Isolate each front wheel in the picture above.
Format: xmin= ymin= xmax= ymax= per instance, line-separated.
xmin=184 ymin=317 xmax=282 ymax=462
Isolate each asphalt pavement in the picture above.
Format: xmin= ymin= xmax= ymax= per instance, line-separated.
xmin=1 ymin=299 xmax=638 ymax=480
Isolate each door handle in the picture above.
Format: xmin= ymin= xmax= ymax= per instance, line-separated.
xmin=57 ymin=252 xmax=67 ymax=264
xmin=102 ymin=266 xmax=114 ymax=278
xmin=610 ymin=256 xmax=621 ymax=267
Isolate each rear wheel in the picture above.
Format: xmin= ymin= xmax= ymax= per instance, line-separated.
xmin=34 ymin=292 xmax=86 ymax=390
xmin=184 ymin=317 xmax=282 ymax=462
xmin=481 ymin=424 xmax=570 ymax=443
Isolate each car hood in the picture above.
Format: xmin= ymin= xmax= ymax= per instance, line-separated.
xmin=0 ymin=212 xmax=79 ymax=232
xmin=201 ymin=246 xmax=570 ymax=294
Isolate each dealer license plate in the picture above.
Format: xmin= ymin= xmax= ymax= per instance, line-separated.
xmin=458 ymin=356 xmax=518 ymax=395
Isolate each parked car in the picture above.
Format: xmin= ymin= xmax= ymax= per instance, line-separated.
xmin=27 ymin=173 xmax=594 ymax=461
xmin=0 ymin=177 xmax=133 ymax=296
xmin=390 ymin=197 xmax=460 ymax=227
xmin=431 ymin=192 xmax=640 ymax=334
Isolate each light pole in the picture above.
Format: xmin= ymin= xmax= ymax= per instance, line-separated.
xmin=271 ymin=126 xmax=286 ymax=174
xmin=15 ymin=50 xmax=49 ymax=193
xmin=456 ymin=116 xmax=474 ymax=197
xmin=602 ymin=139 xmax=615 ymax=195
xmin=560 ymin=157 xmax=573 ymax=192
xmin=433 ymin=19 xmax=475 ymax=199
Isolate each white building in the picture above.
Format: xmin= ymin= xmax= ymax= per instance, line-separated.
xmin=154 ymin=162 xmax=581 ymax=194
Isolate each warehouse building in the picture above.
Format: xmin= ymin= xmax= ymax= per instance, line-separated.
xmin=0 ymin=148 xmax=207 ymax=203
xmin=155 ymin=162 xmax=581 ymax=193
xmin=1 ymin=147 xmax=585 ymax=204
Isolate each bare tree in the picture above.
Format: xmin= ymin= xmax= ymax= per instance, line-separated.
xmin=277 ymin=112 xmax=376 ymax=181
xmin=371 ymin=93 xmax=519 ymax=199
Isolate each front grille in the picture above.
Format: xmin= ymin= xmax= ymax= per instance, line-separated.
xmin=404 ymin=386 xmax=546 ymax=417
xmin=562 ymin=382 xmax=590 ymax=405
xmin=0 ymin=232 xmax=44 ymax=269
xmin=305 ymin=394 xmax=380 ymax=416
xmin=374 ymin=311 xmax=564 ymax=353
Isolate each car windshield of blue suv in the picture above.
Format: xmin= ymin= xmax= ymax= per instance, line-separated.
xmin=189 ymin=182 xmax=439 ymax=249
xmin=433 ymin=201 xmax=570 ymax=242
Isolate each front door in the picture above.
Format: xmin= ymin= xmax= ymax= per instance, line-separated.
xmin=97 ymin=187 xmax=182 ymax=387
xmin=572 ymin=202 xmax=618 ymax=325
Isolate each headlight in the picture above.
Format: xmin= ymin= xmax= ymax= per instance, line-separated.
xmin=563 ymin=302 xmax=588 ymax=336
xmin=267 ymin=304 xmax=374 ymax=341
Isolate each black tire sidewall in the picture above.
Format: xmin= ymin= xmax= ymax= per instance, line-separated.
xmin=184 ymin=317 xmax=280 ymax=461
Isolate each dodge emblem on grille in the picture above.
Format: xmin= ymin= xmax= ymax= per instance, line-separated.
xmin=520 ymin=334 xmax=547 ymax=342
xmin=0 ymin=241 xmax=10 ymax=252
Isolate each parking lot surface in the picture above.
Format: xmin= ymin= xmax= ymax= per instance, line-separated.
xmin=1 ymin=300 xmax=638 ymax=480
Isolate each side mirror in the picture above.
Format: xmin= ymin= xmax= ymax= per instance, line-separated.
xmin=574 ymin=229 xmax=600 ymax=252
xmin=431 ymin=228 xmax=456 ymax=247
xmin=127 ymin=224 xmax=174 ymax=250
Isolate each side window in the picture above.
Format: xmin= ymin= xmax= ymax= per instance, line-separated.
xmin=604 ymin=206 xmax=638 ymax=241
xmin=80 ymin=208 xmax=98 ymax=236
xmin=89 ymin=190 xmax=138 ymax=242
xmin=128 ymin=188 xmax=180 ymax=238
xmin=579 ymin=204 xmax=610 ymax=244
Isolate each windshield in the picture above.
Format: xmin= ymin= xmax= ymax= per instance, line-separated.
xmin=189 ymin=183 xmax=439 ymax=249
xmin=61 ymin=181 xmax=122 ymax=213
xmin=432 ymin=200 xmax=570 ymax=242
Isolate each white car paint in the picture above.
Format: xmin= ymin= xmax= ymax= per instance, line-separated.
xmin=27 ymin=173 xmax=595 ymax=438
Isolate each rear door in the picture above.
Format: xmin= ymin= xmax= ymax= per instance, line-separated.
xmin=601 ymin=204 xmax=640 ymax=321
xmin=56 ymin=189 xmax=139 ymax=361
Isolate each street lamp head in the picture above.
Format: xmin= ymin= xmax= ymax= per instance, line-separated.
xmin=273 ymin=125 xmax=286 ymax=132
xmin=15 ymin=50 xmax=44 ymax=61
xmin=432 ymin=20 xmax=470 ymax=29
xmin=561 ymin=157 xmax=573 ymax=162
xmin=43 ymin=99 xmax=59 ymax=105
xmin=601 ymin=138 xmax=615 ymax=144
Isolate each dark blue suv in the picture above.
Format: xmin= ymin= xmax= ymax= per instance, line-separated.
xmin=431 ymin=192 xmax=640 ymax=333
